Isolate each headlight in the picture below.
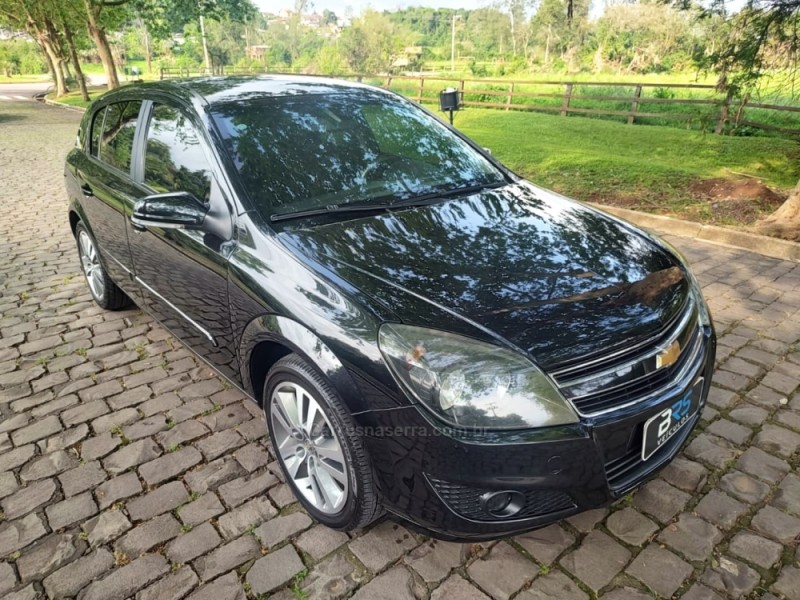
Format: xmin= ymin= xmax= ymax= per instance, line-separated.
xmin=377 ymin=324 xmax=579 ymax=430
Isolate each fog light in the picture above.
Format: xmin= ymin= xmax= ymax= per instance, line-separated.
xmin=480 ymin=490 xmax=524 ymax=518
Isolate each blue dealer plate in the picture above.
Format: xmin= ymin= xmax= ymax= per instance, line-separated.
xmin=641 ymin=378 xmax=703 ymax=461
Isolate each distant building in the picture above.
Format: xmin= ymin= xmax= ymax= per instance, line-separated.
xmin=247 ymin=45 xmax=270 ymax=60
xmin=392 ymin=46 xmax=423 ymax=69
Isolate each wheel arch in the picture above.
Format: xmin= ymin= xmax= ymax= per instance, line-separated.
xmin=68 ymin=201 xmax=90 ymax=237
xmin=239 ymin=314 xmax=369 ymax=415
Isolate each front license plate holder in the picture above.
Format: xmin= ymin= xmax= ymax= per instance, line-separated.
xmin=642 ymin=378 xmax=704 ymax=461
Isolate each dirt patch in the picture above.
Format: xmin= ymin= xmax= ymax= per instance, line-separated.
xmin=688 ymin=177 xmax=785 ymax=205
xmin=587 ymin=177 xmax=789 ymax=230
xmin=685 ymin=177 xmax=786 ymax=227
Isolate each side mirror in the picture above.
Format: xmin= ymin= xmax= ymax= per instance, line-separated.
xmin=131 ymin=191 xmax=208 ymax=230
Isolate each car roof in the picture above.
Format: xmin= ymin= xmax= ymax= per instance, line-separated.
xmin=106 ymin=75 xmax=380 ymax=109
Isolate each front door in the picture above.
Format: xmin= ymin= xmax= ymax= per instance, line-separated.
xmin=127 ymin=101 xmax=238 ymax=378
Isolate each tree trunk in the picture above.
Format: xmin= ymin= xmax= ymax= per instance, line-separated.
xmin=64 ymin=24 xmax=90 ymax=102
xmin=544 ymin=25 xmax=551 ymax=66
xmin=36 ymin=38 xmax=56 ymax=81
xmin=143 ymin=26 xmax=152 ymax=73
xmin=37 ymin=31 xmax=68 ymax=96
xmin=756 ymin=180 xmax=800 ymax=241
xmin=510 ymin=10 xmax=517 ymax=56
xmin=84 ymin=0 xmax=119 ymax=89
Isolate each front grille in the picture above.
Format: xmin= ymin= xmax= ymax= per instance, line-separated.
xmin=428 ymin=477 xmax=575 ymax=521
xmin=552 ymin=298 xmax=701 ymax=416
xmin=604 ymin=411 xmax=696 ymax=493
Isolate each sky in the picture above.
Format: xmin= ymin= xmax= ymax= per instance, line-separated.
xmin=258 ymin=0 xmax=492 ymax=16
xmin=258 ymin=0 xmax=744 ymax=19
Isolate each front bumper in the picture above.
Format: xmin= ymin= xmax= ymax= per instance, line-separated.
xmin=356 ymin=326 xmax=715 ymax=541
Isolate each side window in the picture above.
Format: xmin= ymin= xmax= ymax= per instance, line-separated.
xmin=89 ymin=107 xmax=106 ymax=158
xmin=144 ymin=104 xmax=212 ymax=203
xmin=98 ymin=101 xmax=142 ymax=173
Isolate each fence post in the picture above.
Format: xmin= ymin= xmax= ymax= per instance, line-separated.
xmin=459 ymin=79 xmax=465 ymax=105
xmin=627 ymin=84 xmax=642 ymax=125
xmin=159 ymin=67 xmax=164 ymax=80
xmin=715 ymin=89 xmax=734 ymax=134
xmin=383 ymin=74 xmax=392 ymax=89
xmin=506 ymin=82 xmax=515 ymax=111
xmin=561 ymin=83 xmax=573 ymax=117
xmin=417 ymin=77 xmax=424 ymax=103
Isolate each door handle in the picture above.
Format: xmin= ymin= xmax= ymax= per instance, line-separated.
xmin=80 ymin=183 xmax=94 ymax=197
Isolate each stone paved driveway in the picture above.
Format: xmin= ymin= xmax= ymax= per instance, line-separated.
xmin=1 ymin=100 xmax=799 ymax=600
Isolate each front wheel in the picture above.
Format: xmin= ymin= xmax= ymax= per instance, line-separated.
xmin=75 ymin=222 xmax=129 ymax=310
xmin=264 ymin=353 xmax=382 ymax=530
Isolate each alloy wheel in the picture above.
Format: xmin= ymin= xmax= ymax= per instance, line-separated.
xmin=78 ymin=230 xmax=105 ymax=300
xmin=269 ymin=381 xmax=349 ymax=514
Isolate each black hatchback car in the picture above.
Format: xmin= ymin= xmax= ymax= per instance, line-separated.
xmin=64 ymin=75 xmax=715 ymax=540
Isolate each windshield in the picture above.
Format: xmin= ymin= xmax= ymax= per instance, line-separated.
xmin=210 ymin=89 xmax=505 ymax=221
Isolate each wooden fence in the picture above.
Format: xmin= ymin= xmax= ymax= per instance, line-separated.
xmin=159 ymin=68 xmax=800 ymax=136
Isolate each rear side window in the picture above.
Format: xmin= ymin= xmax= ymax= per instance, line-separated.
xmin=89 ymin=107 xmax=105 ymax=157
xmin=98 ymin=101 xmax=142 ymax=173
xmin=143 ymin=104 xmax=212 ymax=203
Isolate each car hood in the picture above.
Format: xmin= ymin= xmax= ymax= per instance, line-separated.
xmin=280 ymin=182 xmax=689 ymax=369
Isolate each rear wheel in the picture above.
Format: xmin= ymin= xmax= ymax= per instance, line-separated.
xmin=75 ymin=222 xmax=129 ymax=310
xmin=264 ymin=353 xmax=382 ymax=530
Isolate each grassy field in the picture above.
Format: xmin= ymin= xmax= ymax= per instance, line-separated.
xmin=47 ymin=87 xmax=105 ymax=107
xmin=452 ymin=107 xmax=799 ymax=227
xmin=0 ymin=74 xmax=49 ymax=84
xmin=44 ymin=65 xmax=800 ymax=133
xmin=371 ymin=75 xmax=800 ymax=135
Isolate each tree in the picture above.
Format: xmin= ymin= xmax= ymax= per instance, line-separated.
xmin=339 ymin=10 xmax=408 ymax=73
xmin=81 ymin=0 xmax=256 ymax=90
xmin=497 ymin=0 xmax=533 ymax=57
xmin=322 ymin=9 xmax=337 ymax=25
xmin=530 ymin=0 xmax=589 ymax=68
xmin=592 ymin=2 xmax=695 ymax=73
xmin=56 ymin=0 xmax=92 ymax=101
xmin=685 ymin=0 xmax=800 ymax=239
xmin=0 ymin=0 xmax=73 ymax=95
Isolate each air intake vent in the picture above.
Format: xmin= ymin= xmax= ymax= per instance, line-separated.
xmin=427 ymin=476 xmax=575 ymax=521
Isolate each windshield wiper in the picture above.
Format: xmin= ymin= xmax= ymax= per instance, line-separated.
xmin=387 ymin=181 xmax=505 ymax=208
xmin=270 ymin=202 xmax=395 ymax=223
xmin=270 ymin=181 xmax=506 ymax=223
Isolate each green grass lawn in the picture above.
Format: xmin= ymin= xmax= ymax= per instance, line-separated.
xmin=0 ymin=74 xmax=50 ymax=83
xmin=47 ymin=87 xmax=104 ymax=108
xmin=452 ymin=107 xmax=800 ymax=226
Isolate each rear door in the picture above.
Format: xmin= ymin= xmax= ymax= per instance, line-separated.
xmin=126 ymin=100 xmax=238 ymax=377
xmin=75 ymin=100 xmax=143 ymax=290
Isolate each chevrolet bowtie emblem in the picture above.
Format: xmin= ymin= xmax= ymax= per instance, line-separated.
xmin=656 ymin=340 xmax=681 ymax=369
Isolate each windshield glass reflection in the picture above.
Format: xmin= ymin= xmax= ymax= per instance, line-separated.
xmin=211 ymin=90 xmax=505 ymax=220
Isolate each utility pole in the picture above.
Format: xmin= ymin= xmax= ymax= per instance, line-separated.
xmin=200 ymin=15 xmax=211 ymax=73
xmin=451 ymin=14 xmax=457 ymax=72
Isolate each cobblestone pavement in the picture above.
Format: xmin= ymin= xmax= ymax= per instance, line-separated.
xmin=1 ymin=100 xmax=799 ymax=600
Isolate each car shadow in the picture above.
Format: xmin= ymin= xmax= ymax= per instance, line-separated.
xmin=0 ymin=112 xmax=25 ymax=124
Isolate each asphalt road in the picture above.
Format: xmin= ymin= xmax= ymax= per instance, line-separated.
xmin=0 ymin=81 xmax=52 ymax=102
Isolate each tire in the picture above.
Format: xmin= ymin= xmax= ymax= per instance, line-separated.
xmin=264 ymin=353 xmax=382 ymax=530
xmin=74 ymin=222 xmax=130 ymax=310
